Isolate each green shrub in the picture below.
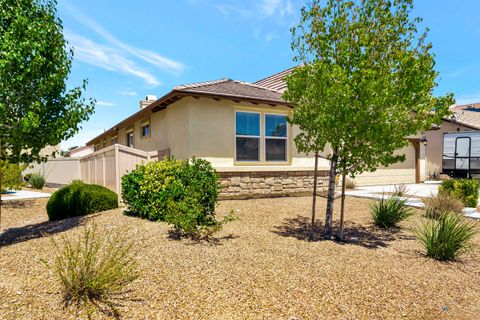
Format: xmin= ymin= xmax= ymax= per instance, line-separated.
xmin=439 ymin=179 xmax=479 ymax=207
xmin=45 ymin=224 xmax=138 ymax=312
xmin=423 ymin=193 xmax=464 ymax=220
xmin=371 ymin=195 xmax=415 ymax=228
xmin=122 ymin=157 xmax=226 ymax=239
xmin=0 ymin=161 xmax=24 ymax=192
xmin=47 ymin=181 xmax=118 ymax=221
xmin=28 ymin=172 xmax=46 ymax=189
xmin=415 ymin=211 xmax=478 ymax=261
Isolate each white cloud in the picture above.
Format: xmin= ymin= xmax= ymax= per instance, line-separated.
xmin=446 ymin=67 xmax=470 ymax=78
xmin=117 ymin=90 xmax=137 ymax=96
xmin=215 ymin=0 xmax=294 ymax=20
xmin=63 ymin=1 xmax=185 ymax=76
xmin=65 ymin=31 xmax=161 ymax=86
xmin=96 ymin=100 xmax=116 ymax=106
xmin=211 ymin=0 xmax=296 ymax=42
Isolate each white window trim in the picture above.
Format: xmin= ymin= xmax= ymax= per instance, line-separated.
xmin=235 ymin=110 xmax=261 ymax=162
xmin=264 ymin=113 xmax=288 ymax=162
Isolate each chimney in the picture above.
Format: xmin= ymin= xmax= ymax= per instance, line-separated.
xmin=139 ymin=95 xmax=157 ymax=109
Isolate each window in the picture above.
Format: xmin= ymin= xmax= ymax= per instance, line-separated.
xmin=235 ymin=111 xmax=260 ymax=161
xmin=265 ymin=114 xmax=287 ymax=161
xmin=111 ymin=135 xmax=118 ymax=144
xmin=102 ymin=139 xmax=106 ymax=149
xmin=141 ymin=120 xmax=150 ymax=138
xmin=94 ymin=144 xmax=99 ymax=152
xmin=126 ymin=130 xmax=134 ymax=148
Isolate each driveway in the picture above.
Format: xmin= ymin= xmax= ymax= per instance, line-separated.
xmin=345 ymin=182 xmax=480 ymax=219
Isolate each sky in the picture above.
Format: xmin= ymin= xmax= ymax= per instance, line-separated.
xmin=58 ymin=0 xmax=480 ymax=149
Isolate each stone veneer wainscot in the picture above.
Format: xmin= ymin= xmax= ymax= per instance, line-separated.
xmin=218 ymin=170 xmax=329 ymax=199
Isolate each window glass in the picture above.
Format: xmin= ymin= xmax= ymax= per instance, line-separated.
xmin=266 ymin=139 xmax=287 ymax=161
xmin=265 ymin=114 xmax=287 ymax=137
xmin=236 ymin=137 xmax=259 ymax=161
xmin=141 ymin=124 xmax=150 ymax=137
xmin=236 ymin=112 xmax=260 ymax=136
xmin=126 ymin=131 xmax=134 ymax=147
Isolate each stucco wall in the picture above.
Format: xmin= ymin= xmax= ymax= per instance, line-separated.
xmin=184 ymin=97 xmax=323 ymax=169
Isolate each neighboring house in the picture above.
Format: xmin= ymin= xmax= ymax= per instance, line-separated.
xmin=83 ymin=68 xmax=431 ymax=196
xmin=69 ymin=145 xmax=94 ymax=158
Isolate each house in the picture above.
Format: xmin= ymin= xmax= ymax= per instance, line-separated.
xmin=82 ymin=68 xmax=434 ymax=197
xmin=69 ymin=145 xmax=94 ymax=158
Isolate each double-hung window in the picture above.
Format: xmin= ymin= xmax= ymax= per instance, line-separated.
xmin=265 ymin=114 xmax=288 ymax=161
xmin=235 ymin=111 xmax=260 ymax=161
xmin=235 ymin=111 xmax=288 ymax=163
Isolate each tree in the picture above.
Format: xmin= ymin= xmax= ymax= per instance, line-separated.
xmin=283 ymin=0 xmax=453 ymax=239
xmin=0 ymin=0 xmax=94 ymax=227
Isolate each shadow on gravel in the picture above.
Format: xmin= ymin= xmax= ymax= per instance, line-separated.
xmin=272 ymin=215 xmax=414 ymax=249
xmin=167 ymin=229 xmax=239 ymax=246
xmin=0 ymin=216 xmax=85 ymax=247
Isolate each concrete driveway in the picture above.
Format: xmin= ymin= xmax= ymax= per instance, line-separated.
xmin=345 ymin=182 xmax=480 ymax=219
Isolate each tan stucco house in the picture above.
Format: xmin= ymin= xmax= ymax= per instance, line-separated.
xmin=83 ymin=68 xmax=447 ymax=196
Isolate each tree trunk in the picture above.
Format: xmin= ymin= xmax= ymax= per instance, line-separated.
xmin=324 ymin=153 xmax=338 ymax=238
xmin=311 ymin=152 xmax=319 ymax=238
xmin=337 ymin=168 xmax=346 ymax=240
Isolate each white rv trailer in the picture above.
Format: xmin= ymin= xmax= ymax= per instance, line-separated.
xmin=442 ymin=131 xmax=480 ymax=178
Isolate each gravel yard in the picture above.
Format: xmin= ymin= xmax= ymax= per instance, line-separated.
xmin=0 ymin=196 xmax=479 ymax=319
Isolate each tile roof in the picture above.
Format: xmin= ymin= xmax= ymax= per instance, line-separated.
xmin=449 ymin=103 xmax=480 ymax=129
xmin=253 ymin=66 xmax=296 ymax=93
xmin=174 ymin=78 xmax=286 ymax=104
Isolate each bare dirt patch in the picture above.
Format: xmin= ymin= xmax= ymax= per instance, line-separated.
xmin=0 ymin=196 xmax=479 ymax=319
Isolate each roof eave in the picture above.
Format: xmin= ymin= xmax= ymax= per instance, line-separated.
xmin=86 ymin=90 xmax=291 ymax=146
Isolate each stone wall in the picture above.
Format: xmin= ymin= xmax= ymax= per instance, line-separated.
xmin=218 ymin=170 xmax=329 ymax=199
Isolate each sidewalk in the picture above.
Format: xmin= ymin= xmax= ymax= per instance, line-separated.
xmin=345 ymin=182 xmax=480 ymax=219
xmin=1 ymin=190 xmax=51 ymax=201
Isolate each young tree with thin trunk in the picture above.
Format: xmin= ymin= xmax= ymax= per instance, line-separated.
xmin=0 ymin=0 xmax=95 ymax=228
xmin=283 ymin=0 xmax=454 ymax=239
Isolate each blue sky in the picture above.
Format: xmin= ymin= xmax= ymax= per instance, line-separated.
xmin=58 ymin=0 xmax=480 ymax=149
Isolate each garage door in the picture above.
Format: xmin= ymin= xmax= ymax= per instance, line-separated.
xmin=354 ymin=143 xmax=416 ymax=186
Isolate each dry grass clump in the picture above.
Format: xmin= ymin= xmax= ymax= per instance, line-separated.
xmin=423 ymin=193 xmax=464 ymax=219
xmin=44 ymin=223 xmax=138 ymax=315
xmin=393 ymin=184 xmax=408 ymax=197
xmin=345 ymin=178 xmax=356 ymax=190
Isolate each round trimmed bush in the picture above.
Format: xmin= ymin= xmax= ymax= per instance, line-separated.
xmin=121 ymin=157 xmax=222 ymax=238
xmin=47 ymin=181 xmax=118 ymax=221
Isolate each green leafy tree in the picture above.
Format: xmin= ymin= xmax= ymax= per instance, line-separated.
xmin=284 ymin=0 xmax=454 ymax=239
xmin=0 ymin=0 xmax=94 ymax=226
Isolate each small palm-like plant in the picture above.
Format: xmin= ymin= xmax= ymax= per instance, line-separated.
xmin=371 ymin=195 xmax=415 ymax=228
xmin=415 ymin=211 xmax=478 ymax=261
xmin=45 ymin=224 xmax=138 ymax=313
